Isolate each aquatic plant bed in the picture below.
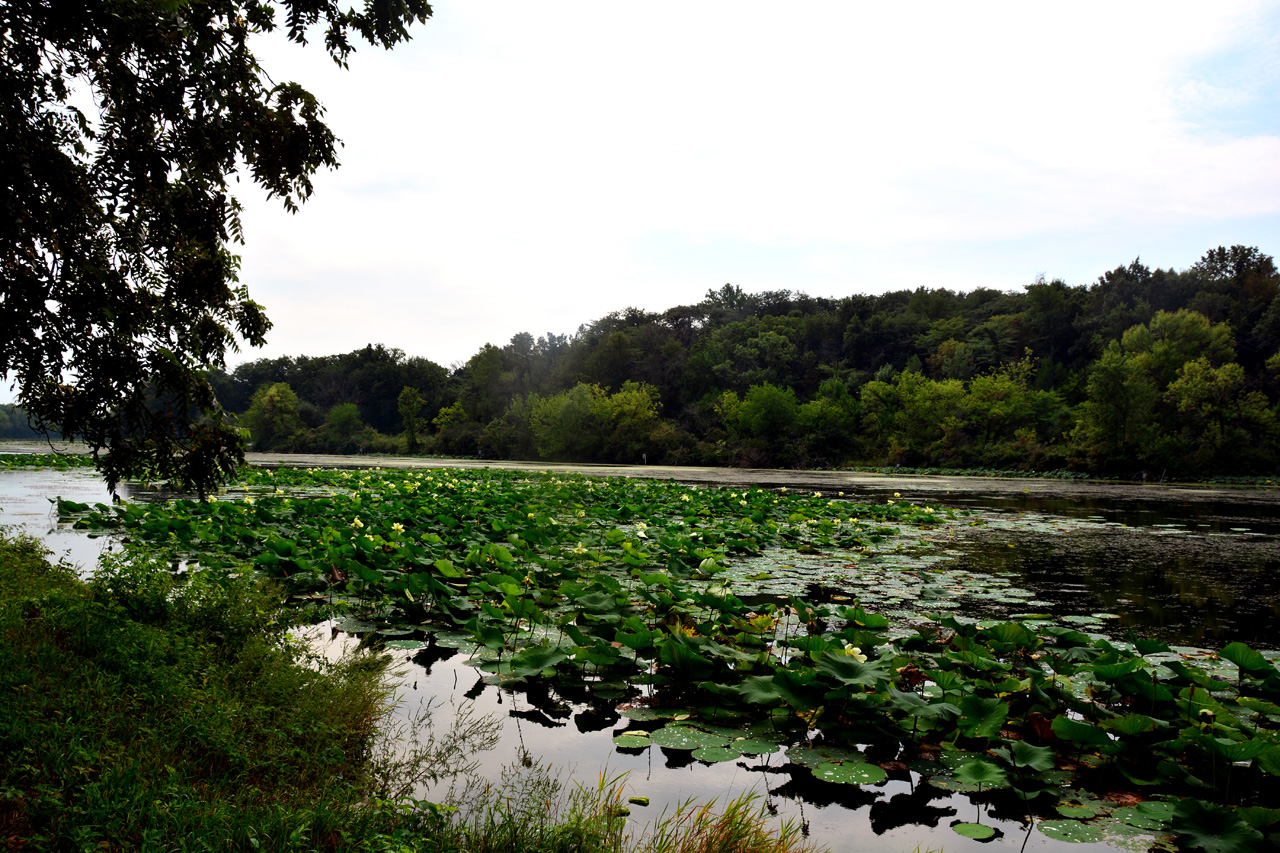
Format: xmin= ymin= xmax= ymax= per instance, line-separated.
xmin=0 ymin=451 xmax=95 ymax=469
xmin=60 ymin=466 xmax=1280 ymax=851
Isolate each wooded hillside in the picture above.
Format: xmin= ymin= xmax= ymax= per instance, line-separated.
xmin=211 ymin=245 xmax=1280 ymax=477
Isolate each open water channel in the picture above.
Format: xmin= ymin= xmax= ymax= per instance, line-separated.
xmin=3 ymin=449 xmax=1278 ymax=853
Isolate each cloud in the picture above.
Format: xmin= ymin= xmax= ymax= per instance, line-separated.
xmin=230 ymin=0 xmax=1280 ymax=368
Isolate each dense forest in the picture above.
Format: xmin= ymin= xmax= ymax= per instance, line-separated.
xmin=203 ymin=245 xmax=1279 ymax=477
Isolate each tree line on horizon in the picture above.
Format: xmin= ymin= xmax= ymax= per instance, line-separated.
xmin=203 ymin=244 xmax=1280 ymax=478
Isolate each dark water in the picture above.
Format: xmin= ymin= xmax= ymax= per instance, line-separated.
xmin=5 ymin=462 xmax=1278 ymax=852
xmin=874 ymin=484 xmax=1280 ymax=651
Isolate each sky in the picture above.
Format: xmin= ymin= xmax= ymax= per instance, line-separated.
xmin=30 ymin=1 xmax=1280 ymax=391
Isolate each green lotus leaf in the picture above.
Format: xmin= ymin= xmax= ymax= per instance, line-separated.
xmin=619 ymin=707 xmax=676 ymax=721
xmin=1220 ymin=642 xmax=1275 ymax=675
xmin=1172 ymin=798 xmax=1264 ymax=853
xmin=1103 ymin=713 xmax=1165 ymax=736
xmin=1108 ymin=805 xmax=1168 ymax=830
xmin=999 ymin=739 xmax=1056 ymax=772
xmin=383 ymin=639 xmax=426 ymax=650
xmin=613 ymin=735 xmax=651 ymax=750
xmin=785 ymin=745 xmax=864 ymax=769
xmin=1051 ymin=715 xmax=1114 ymax=749
xmin=937 ymin=751 xmax=987 ymax=770
xmin=957 ymin=695 xmax=1007 ymax=739
xmin=951 ymin=822 xmax=995 ymax=840
xmin=1057 ymin=799 xmax=1110 ymax=819
xmin=728 ymin=738 xmax=781 ymax=755
xmin=954 ymin=759 xmax=1008 ymax=789
xmin=335 ymin=619 xmax=381 ymax=633
xmin=812 ymin=761 xmax=887 ymax=785
xmin=692 ymin=746 xmax=739 ymax=763
xmin=816 ymin=654 xmax=887 ymax=687
xmin=648 ymin=726 xmax=728 ymax=750
xmin=508 ymin=643 xmax=569 ymax=677
xmin=1039 ymin=819 xmax=1105 ymax=843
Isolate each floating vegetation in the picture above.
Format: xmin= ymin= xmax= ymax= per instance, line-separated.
xmin=0 ymin=452 xmax=95 ymax=470
xmin=52 ymin=465 xmax=1280 ymax=851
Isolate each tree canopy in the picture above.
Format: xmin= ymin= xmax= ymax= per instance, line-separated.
xmin=0 ymin=0 xmax=430 ymax=491
xmin=215 ymin=246 xmax=1280 ymax=477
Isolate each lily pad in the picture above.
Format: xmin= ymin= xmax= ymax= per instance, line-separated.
xmin=692 ymin=746 xmax=740 ymax=763
xmin=433 ymin=632 xmax=479 ymax=649
xmin=1057 ymin=799 xmax=1110 ymax=820
xmin=383 ymin=639 xmax=426 ymax=650
xmin=952 ymin=822 xmax=996 ymax=840
xmin=619 ymin=707 xmax=676 ymax=721
xmin=784 ymin=745 xmax=865 ymax=768
xmin=1039 ymin=819 xmax=1105 ymax=843
xmin=648 ymin=726 xmax=728 ymax=750
xmin=613 ymin=735 xmax=652 ymax=750
xmin=812 ymin=761 xmax=887 ymax=785
xmin=728 ymin=738 xmax=781 ymax=755
xmin=937 ymin=750 xmax=987 ymax=770
xmin=335 ymin=619 xmax=381 ymax=633
xmin=1108 ymin=806 xmax=1168 ymax=831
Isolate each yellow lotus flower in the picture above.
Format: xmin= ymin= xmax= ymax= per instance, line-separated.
xmin=841 ymin=641 xmax=868 ymax=662
xmin=392 ymin=522 xmax=405 ymax=533
xmin=351 ymin=517 xmax=364 ymax=528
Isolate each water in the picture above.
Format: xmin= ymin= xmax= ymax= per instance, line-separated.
xmin=5 ymin=459 xmax=1279 ymax=852
xmin=0 ymin=466 xmax=133 ymax=572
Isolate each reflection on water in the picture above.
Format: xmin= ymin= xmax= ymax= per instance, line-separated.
xmin=0 ymin=467 xmax=133 ymax=573
xmin=385 ymin=650 xmax=1036 ymax=853
xmin=951 ymin=524 xmax=1280 ymax=649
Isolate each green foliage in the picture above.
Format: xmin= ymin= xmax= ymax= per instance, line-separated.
xmin=243 ymin=382 xmax=305 ymax=451
xmin=1 ymin=0 xmax=430 ymax=493
xmin=399 ymin=386 xmax=425 ymax=454
xmin=324 ymin=402 xmax=366 ymax=454
xmin=739 ymin=383 xmax=799 ymax=444
xmin=0 ymin=404 xmax=44 ymax=439
xmin=203 ymin=245 xmax=1280 ymax=476
xmin=53 ymin=464 xmax=1280 ymax=839
xmin=528 ymin=382 xmax=663 ymax=463
xmin=1173 ymin=798 xmax=1265 ymax=853
xmin=0 ymin=535 xmax=399 ymax=850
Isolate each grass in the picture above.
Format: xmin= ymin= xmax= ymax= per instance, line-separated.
xmin=0 ymin=534 xmax=399 ymax=851
xmin=0 ymin=533 xmax=826 ymax=853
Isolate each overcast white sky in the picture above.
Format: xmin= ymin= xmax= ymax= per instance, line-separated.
xmin=44 ymin=2 xmax=1280 ymax=387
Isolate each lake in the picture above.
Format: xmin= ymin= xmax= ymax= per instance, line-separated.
xmin=4 ymin=453 xmax=1278 ymax=852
